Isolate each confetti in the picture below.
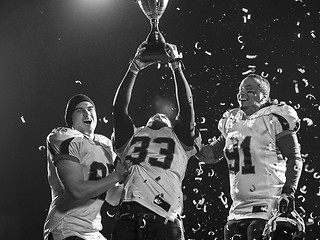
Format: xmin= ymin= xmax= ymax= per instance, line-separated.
xmin=21 ymin=116 xmax=26 ymax=123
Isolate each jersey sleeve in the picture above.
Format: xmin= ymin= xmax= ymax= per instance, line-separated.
xmin=47 ymin=127 xmax=83 ymax=165
xmin=270 ymin=104 xmax=300 ymax=136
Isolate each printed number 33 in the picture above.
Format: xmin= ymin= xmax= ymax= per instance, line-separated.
xmin=127 ymin=136 xmax=175 ymax=170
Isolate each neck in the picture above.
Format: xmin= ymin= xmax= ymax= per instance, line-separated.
xmin=242 ymin=105 xmax=260 ymax=116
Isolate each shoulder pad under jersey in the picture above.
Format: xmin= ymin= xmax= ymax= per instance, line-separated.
xmin=47 ymin=127 xmax=84 ymax=144
xmin=46 ymin=127 xmax=84 ymax=158
xmin=218 ymin=108 xmax=243 ymax=136
xmin=260 ymin=103 xmax=300 ymax=132
xmin=221 ymin=108 xmax=241 ymax=119
xmin=94 ymin=134 xmax=113 ymax=148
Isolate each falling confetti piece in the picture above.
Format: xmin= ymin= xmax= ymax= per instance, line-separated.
xmin=313 ymin=172 xmax=320 ymax=179
xmin=106 ymin=211 xmax=116 ymax=217
xmin=21 ymin=116 xmax=26 ymax=123
xmin=246 ymin=54 xmax=257 ymax=59
xmin=195 ymin=42 xmax=201 ymax=49
xmin=304 ymin=164 xmax=315 ymax=173
xmin=192 ymin=223 xmax=201 ymax=233
xmin=306 ymin=94 xmax=316 ymax=100
xmin=242 ymin=69 xmax=254 ymax=75
xmin=295 ymin=83 xmax=299 ymax=93
xmin=38 ymin=146 xmax=46 ymax=151
xmin=300 ymin=185 xmax=307 ymax=194
xmin=303 ymin=117 xmax=313 ymax=126
xmin=208 ymin=169 xmax=215 ymax=177
xmin=302 ymin=78 xmax=309 ymax=87
xmin=199 ymin=128 xmax=208 ymax=132
xmin=242 ymin=8 xmax=248 ymax=13
xmin=102 ymin=117 xmax=109 ymax=123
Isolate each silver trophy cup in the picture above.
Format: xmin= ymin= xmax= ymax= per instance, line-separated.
xmin=136 ymin=0 xmax=169 ymax=62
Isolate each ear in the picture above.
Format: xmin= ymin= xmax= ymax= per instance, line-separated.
xmin=261 ymin=95 xmax=269 ymax=105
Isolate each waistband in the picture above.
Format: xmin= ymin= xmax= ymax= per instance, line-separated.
xmin=118 ymin=202 xmax=169 ymax=224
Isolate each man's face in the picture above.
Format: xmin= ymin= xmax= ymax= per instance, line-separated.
xmin=237 ymin=77 xmax=267 ymax=114
xmin=146 ymin=113 xmax=172 ymax=130
xmin=72 ymin=101 xmax=97 ymax=136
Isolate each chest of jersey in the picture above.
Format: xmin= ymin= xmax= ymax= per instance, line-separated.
xmin=74 ymin=138 xmax=114 ymax=181
xmin=125 ymin=127 xmax=189 ymax=179
xmin=223 ymin=115 xmax=278 ymax=176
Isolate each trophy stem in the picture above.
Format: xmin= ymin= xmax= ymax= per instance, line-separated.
xmin=150 ymin=18 xmax=159 ymax=33
xmin=147 ymin=18 xmax=166 ymax=46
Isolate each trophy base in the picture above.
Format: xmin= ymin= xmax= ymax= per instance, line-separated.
xmin=139 ymin=50 xmax=168 ymax=63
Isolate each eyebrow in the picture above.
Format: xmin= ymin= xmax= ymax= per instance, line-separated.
xmin=74 ymin=106 xmax=94 ymax=111
xmin=239 ymin=84 xmax=254 ymax=89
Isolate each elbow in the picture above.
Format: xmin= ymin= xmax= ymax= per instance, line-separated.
xmin=67 ymin=188 xmax=85 ymax=200
xmin=65 ymin=183 xmax=89 ymax=200
xmin=198 ymin=156 xmax=221 ymax=164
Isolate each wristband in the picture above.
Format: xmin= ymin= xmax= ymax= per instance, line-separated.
xmin=169 ymin=58 xmax=185 ymax=70
xmin=129 ymin=59 xmax=140 ymax=75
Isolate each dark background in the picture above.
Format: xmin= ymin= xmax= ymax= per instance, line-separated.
xmin=1 ymin=0 xmax=319 ymax=239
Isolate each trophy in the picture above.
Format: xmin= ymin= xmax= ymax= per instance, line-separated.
xmin=135 ymin=0 xmax=169 ymax=62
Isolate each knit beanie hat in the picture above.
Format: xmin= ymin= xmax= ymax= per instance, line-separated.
xmin=64 ymin=94 xmax=95 ymax=127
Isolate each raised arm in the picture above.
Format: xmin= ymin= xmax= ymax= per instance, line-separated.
xmin=166 ymin=44 xmax=195 ymax=147
xmin=112 ymin=42 xmax=159 ymax=149
xmin=112 ymin=66 xmax=136 ymax=149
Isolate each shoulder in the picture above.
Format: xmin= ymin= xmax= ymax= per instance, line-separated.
xmin=217 ymin=108 xmax=242 ymax=135
xmin=94 ymin=134 xmax=113 ymax=147
xmin=47 ymin=127 xmax=84 ymax=144
xmin=46 ymin=127 xmax=85 ymax=157
xmin=261 ymin=103 xmax=300 ymax=131
xmin=219 ymin=108 xmax=243 ymax=125
xmin=221 ymin=108 xmax=241 ymax=119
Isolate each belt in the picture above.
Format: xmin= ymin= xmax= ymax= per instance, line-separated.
xmin=118 ymin=202 xmax=167 ymax=240
xmin=118 ymin=202 xmax=168 ymax=224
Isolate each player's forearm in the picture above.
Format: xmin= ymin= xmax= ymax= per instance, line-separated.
xmin=277 ymin=131 xmax=303 ymax=194
xmin=68 ymin=172 xmax=121 ymax=200
xmin=196 ymin=135 xmax=225 ymax=164
xmin=113 ymin=69 xmax=137 ymax=113
xmin=283 ymin=159 xmax=303 ymax=194
xmin=173 ymin=65 xmax=194 ymax=122
xmin=113 ymin=69 xmax=136 ymax=148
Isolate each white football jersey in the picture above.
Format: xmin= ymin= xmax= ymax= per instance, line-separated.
xmin=218 ymin=103 xmax=300 ymax=220
xmin=44 ymin=127 xmax=117 ymax=240
xmin=115 ymin=126 xmax=199 ymax=222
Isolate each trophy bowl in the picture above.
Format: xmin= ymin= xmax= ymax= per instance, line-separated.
xmin=136 ymin=0 xmax=169 ymax=62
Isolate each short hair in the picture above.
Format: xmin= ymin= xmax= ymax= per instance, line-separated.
xmin=245 ymin=74 xmax=270 ymax=97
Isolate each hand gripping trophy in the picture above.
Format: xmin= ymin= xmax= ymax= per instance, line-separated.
xmin=135 ymin=0 xmax=169 ymax=62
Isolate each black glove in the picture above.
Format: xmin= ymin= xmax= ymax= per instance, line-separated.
xmin=279 ymin=193 xmax=295 ymax=214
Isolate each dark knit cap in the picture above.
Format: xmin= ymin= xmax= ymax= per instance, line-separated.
xmin=64 ymin=94 xmax=95 ymax=127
